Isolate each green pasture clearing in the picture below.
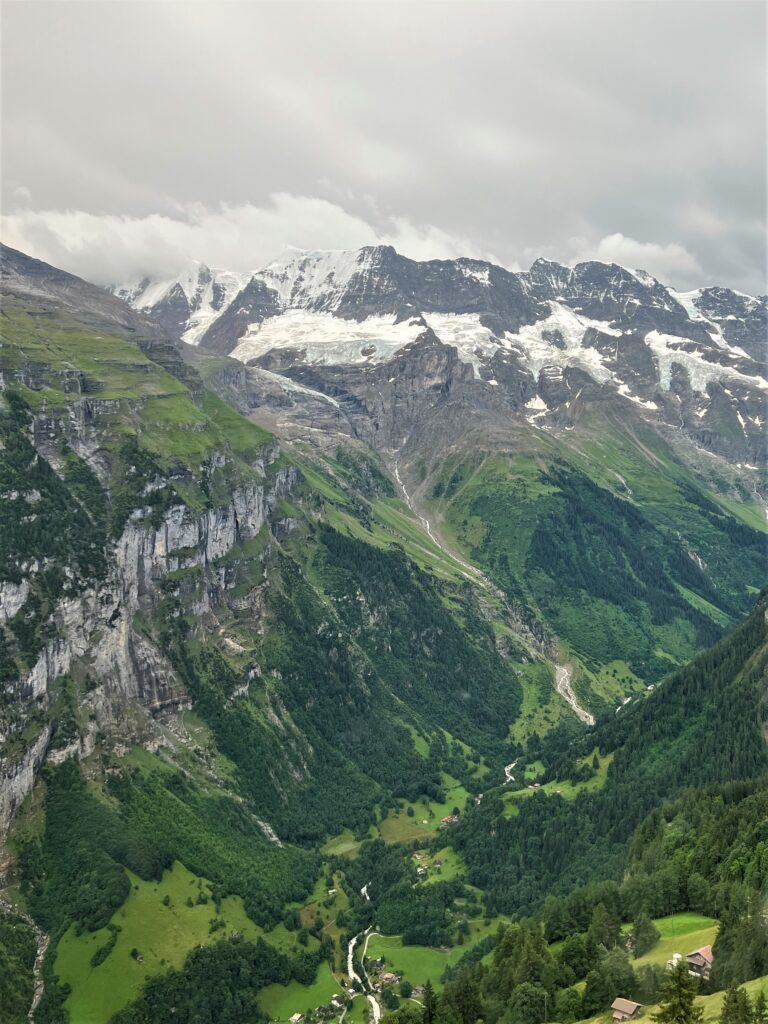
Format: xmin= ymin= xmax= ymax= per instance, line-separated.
xmin=378 ymin=775 xmax=471 ymax=843
xmin=259 ymin=961 xmax=341 ymax=1021
xmin=55 ymin=861 xmax=308 ymax=1024
xmin=415 ymin=846 xmax=466 ymax=885
xmin=631 ymin=913 xmax=718 ymax=971
xmin=322 ymin=830 xmax=362 ymax=858
xmin=503 ymin=749 xmax=613 ymax=816
xmin=365 ymin=917 xmax=507 ymax=990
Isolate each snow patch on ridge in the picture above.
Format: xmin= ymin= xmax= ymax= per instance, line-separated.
xmin=644 ymin=330 xmax=768 ymax=392
xmin=117 ymin=263 xmax=251 ymax=345
xmin=505 ymin=302 xmax=622 ymax=384
xmin=257 ymin=247 xmax=380 ymax=312
xmin=231 ymin=311 xmax=427 ymax=366
xmin=617 ymin=384 xmax=658 ymax=410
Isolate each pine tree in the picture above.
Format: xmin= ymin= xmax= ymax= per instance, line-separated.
xmin=632 ymin=914 xmax=661 ymax=958
xmin=588 ymin=903 xmax=621 ymax=949
xmin=753 ymin=991 xmax=767 ymax=1024
xmin=653 ymin=961 xmax=704 ymax=1024
xmin=722 ymin=987 xmax=742 ymax=1024
xmin=423 ymin=980 xmax=437 ymax=1024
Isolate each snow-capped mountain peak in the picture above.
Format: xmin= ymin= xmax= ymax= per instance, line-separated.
xmin=113 ymin=244 xmax=766 ymax=470
xmin=114 ymin=262 xmax=252 ymax=344
xmin=256 ymin=245 xmax=390 ymax=313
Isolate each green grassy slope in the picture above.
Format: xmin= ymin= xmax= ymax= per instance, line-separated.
xmin=423 ymin=419 xmax=765 ymax=687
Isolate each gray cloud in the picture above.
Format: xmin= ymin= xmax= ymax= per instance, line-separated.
xmin=2 ymin=0 xmax=765 ymax=292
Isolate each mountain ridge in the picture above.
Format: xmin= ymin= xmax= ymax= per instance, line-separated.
xmin=113 ymin=244 xmax=767 ymax=474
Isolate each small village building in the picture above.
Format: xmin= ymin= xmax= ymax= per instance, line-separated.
xmin=611 ymin=998 xmax=642 ymax=1021
xmin=686 ymin=946 xmax=713 ymax=980
xmin=381 ymin=971 xmax=400 ymax=984
xmin=289 ymin=1014 xmax=304 ymax=1023
xmin=369 ymin=957 xmax=385 ymax=971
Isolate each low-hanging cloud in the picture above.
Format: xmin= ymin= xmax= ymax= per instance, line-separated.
xmin=569 ymin=234 xmax=705 ymax=287
xmin=2 ymin=197 xmax=717 ymax=293
xmin=1 ymin=1 xmax=765 ymax=294
xmin=0 ymin=195 xmax=499 ymax=287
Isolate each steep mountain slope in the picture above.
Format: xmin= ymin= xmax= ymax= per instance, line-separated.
xmin=1 ymin=247 xmax=550 ymax=1020
xmin=1 ymin=246 xmax=537 ymax=840
xmin=214 ymin=334 xmax=764 ymax=693
xmin=453 ymin=589 xmax=768 ymax=914
xmin=1 ymin=246 xmax=766 ymax=1022
xmin=118 ymin=245 xmax=766 ymax=697
xmin=115 ymin=263 xmax=251 ymax=345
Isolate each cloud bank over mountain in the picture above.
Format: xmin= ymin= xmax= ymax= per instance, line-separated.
xmin=2 ymin=1 xmax=765 ymax=292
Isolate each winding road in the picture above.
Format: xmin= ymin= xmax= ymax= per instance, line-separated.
xmin=345 ymin=917 xmax=382 ymax=1024
xmin=555 ymin=664 xmax=595 ymax=726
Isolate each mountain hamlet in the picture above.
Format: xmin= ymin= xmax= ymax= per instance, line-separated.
xmin=0 ymin=240 xmax=766 ymax=1024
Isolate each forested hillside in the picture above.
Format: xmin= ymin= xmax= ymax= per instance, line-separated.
xmin=453 ymin=593 xmax=768 ymax=913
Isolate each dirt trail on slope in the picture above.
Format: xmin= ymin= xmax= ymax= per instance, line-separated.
xmin=556 ymin=664 xmax=595 ymax=726
xmin=392 ymin=460 xmax=495 ymax=589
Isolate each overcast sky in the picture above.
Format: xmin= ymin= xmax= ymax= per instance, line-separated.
xmin=1 ymin=0 xmax=766 ymax=292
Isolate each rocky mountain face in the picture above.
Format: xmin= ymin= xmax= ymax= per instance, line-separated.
xmin=116 ymin=246 xmax=766 ymax=469
xmin=171 ymin=247 xmax=766 ymax=697
xmin=0 ymin=248 xmax=303 ymax=838
xmin=1 ymin=245 xmax=538 ymax=856
xmin=115 ymin=262 xmax=251 ymax=345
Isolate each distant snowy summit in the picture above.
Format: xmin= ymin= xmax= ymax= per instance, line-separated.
xmin=115 ymin=261 xmax=251 ymax=346
xmin=113 ymin=245 xmax=766 ymax=457
xmin=114 ymin=244 xmax=765 ymax=362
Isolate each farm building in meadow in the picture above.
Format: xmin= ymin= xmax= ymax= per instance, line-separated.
xmin=666 ymin=946 xmax=714 ymax=981
xmin=611 ymin=998 xmax=642 ymax=1021
xmin=686 ymin=945 xmax=713 ymax=980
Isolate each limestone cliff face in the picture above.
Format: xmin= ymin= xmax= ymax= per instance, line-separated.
xmin=0 ymin=418 xmax=298 ymax=840
xmin=0 ymin=726 xmax=51 ymax=842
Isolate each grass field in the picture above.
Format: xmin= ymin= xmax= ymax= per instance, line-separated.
xmin=509 ymin=662 xmax=563 ymax=744
xmin=321 ymin=830 xmax=363 ymax=858
xmin=54 ymin=862 xmax=312 ymax=1024
xmin=365 ymin=916 xmax=506 ymax=989
xmin=576 ymin=915 xmax=762 ymax=1024
xmin=417 ymin=846 xmax=466 ymax=885
xmin=344 ymin=994 xmax=370 ymax=1024
xmin=378 ymin=775 xmax=471 ymax=843
xmin=503 ymin=748 xmax=613 ymax=815
xmin=258 ymin=962 xmax=341 ymax=1021
xmin=579 ymin=974 xmax=768 ymax=1024
xmin=630 ymin=912 xmax=718 ymax=971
